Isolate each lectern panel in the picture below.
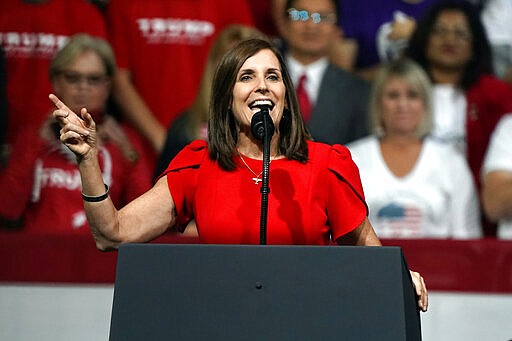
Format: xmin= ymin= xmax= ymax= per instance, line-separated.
xmin=110 ymin=244 xmax=421 ymax=340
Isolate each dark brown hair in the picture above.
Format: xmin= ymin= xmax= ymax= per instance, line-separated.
xmin=208 ymin=38 xmax=310 ymax=170
xmin=405 ymin=0 xmax=493 ymax=90
xmin=187 ymin=25 xmax=268 ymax=138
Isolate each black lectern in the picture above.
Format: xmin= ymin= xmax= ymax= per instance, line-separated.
xmin=109 ymin=244 xmax=421 ymax=340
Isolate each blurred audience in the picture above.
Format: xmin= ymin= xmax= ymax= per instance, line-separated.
xmin=405 ymin=0 xmax=512 ymax=194
xmin=1 ymin=0 xmax=501 ymax=239
xmin=0 ymin=0 xmax=107 ymax=150
xmin=482 ymin=114 xmax=512 ymax=239
xmin=481 ymin=0 xmax=512 ymax=83
xmin=348 ymin=58 xmax=482 ymax=239
xmin=104 ymin=0 xmax=255 ymax=161
xmin=337 ymin=0 xmax=444 ymax=81
xmin=154 ymin=25 xmax=268 ymax=180
xmin=273 ymin=0 xmax=358 ymax=71
xmin=279 ymin=0 xmax=371 ymax=146
xmin=0 ymin=34 xmax=152 ymax=232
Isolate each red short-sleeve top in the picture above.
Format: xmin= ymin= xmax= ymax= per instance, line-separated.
xmin=164 ymin=140 xmax=367 ymax=245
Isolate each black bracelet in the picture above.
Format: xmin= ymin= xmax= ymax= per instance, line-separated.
xmin=82 ymin=184 xmax=110 ymax=202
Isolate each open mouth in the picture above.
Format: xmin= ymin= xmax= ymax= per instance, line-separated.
xmin=249 ymin=99 xmax=275 ymax=113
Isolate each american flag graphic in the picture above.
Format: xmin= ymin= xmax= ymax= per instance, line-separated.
xmin=377 ymin=203 xmax=423 ymax=237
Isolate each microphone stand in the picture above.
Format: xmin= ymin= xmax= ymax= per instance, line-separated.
xmin=259 ymin=111 xmax=273 ymax=245
xmin=250 ymin=106 xmax=274 ymax=245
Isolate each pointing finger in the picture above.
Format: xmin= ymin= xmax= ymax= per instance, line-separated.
xmin=49 ymin=93 xmax=72 ymax=112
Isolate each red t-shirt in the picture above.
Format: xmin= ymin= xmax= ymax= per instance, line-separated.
xmin=465 ymin=74 xmax=512 ymax=191
xmin=0 ymin=125 xmax=152 ymax=233
xmin=106 ymin=0 xmax=254 ymax=128
xmin=0 ymin=0 xmax=107 ymax=143
xmin=164 ymin=140 xmax=368 ymax=245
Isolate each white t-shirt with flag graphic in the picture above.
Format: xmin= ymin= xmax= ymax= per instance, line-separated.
xmin=347 ymin=136 xmax=482 ymax=239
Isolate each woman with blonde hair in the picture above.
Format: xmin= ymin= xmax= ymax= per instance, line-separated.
xmin=0 ymin=34 xmax=152 ymax=232
xmin=348 ymin=58 xmax=482 ymax=239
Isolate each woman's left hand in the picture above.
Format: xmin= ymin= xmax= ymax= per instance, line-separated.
xmin=410 ymin=270 xmax=428 ymax=312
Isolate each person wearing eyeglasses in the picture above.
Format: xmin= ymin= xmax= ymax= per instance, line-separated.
xmin=279 ymin=0 xmax=371 ymax=147
xmin=0 ymin=34 xmax=152 ymax=233
xmin=405 ymin=1 xmax=512 ymax=236
xmin=0 ymin=0 xmax=107 ymax=152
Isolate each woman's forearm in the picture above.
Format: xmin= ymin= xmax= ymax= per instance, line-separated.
xmin=80 ymin=165 xmax=177 ymax=251
xmin=79 ymin=156 xmax=122 ymax=250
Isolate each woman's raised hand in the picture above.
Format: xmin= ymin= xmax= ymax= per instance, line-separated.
xmin=49 ymin=93 xmax=98 ymax=160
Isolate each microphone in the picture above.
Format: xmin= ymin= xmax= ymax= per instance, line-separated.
xmin=251 ymin=105 xmax=274 ymax=141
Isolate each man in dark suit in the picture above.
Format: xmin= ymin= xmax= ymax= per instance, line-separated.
xmin=280 ymin=0 xmax=371 ymax=145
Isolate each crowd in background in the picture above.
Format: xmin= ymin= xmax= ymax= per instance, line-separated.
xmin=1 ymin=0 xmax=512 ymax=240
